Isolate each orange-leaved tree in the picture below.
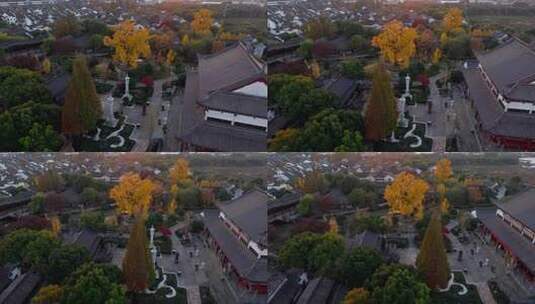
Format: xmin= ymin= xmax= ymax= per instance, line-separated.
xmin=62 ymin=55 xmax=102 ymax=137
xmin=103 ymin=20 xmax=151 ymax=68
xmin=109 ymin=172 xmax=157 ymax=216
xmin=442 ymin=7 xmax=464 ymax=34
xmin=384 ymin=172 xmax=429 ymax=220
xmin=434 ymin=158 xmax=452 ymax=185
xmin=364 ymin=61 xmax=398 ymax=141
xmin=122 ymin=216 xmax=154 ymax=292
xmin=416 ymin=212 xmax=450 ymax=289
xmin=191 ymin=9 xmax=214 ymax=35
xmin=168 ymin=158 xmax=191 ymax=185
xmin=372 ymin=20 xmax=418 ymax=68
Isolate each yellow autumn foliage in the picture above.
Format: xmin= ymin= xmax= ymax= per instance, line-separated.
xmin=109 ymin=172 xmax=157 ymax=216
xmin=103 ymin=20 xmax=151 ymax=68
xmin=384 ymin=172 xmax=429 ymax=219
xmin=372 ymin=20 xmax=418 ymax=68
xmin=191 ymin=9 xmax=214 ymax=35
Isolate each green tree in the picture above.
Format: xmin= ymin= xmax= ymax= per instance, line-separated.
xmin=122 ymin=218 xmax=153 ymax=292
xmin=351 ymin=34 xmax=369 ymax=52
xmin=19 ymin=122 xmax=62 ymax=151
xmin=176 ymin=186 xmax=201 ymax=209
xmin=46 ymin=244 xmax=90 ymax=283
xmin=80 ymin=187 xmax=100 ymax=206
xmin=269 ymin=74 xmax=315 ymax=111
xmin=297 ymin=194 xmax=315 ymax=216
xmin=29 ymin=193 xmax=45 ymax=214
xmin=62 ymin=55 xmax=102 ymax=136
xmin=62 ymin=264 xmax=125 ymax=304
xmin=341 ymin=60 xmax=364 ymax=79
xmin=308 ymin=232 xmax=345 ymax=273
xmin=352 ymin=214 xmax=387 ymax=233
xmin=0 ymin=101 xmax=61 ymax=151
xmin=0 ymin=229 xmax=59 ymax=271
xmin=0 ymin=66 xmax=52 ymax=109
xmin=369 ymin=265 xmax=431 ymax=304
xmin=364 ymin=62 xmax=397 ymax=141
xmin=336 ymin=130 xmax=365 ymax=152
xmin=348 ymin=188 xmax=378 ymax=208
xmin=297 ymin=39 xmax=314 ymax=59
xmin=80 ymin=212 xmax=107 ymax=232
xmin=295 ymin=109 xmax=364 ymax=151
xmin=339 ymin=248 xmax=383 ymax=288
xmin=416 ymin=213 xmax=450 ymax=289
xmin=278 ymin=232 xmax=323 ymax=270
xmin=281 ymin=87 xmax=334 ymax=123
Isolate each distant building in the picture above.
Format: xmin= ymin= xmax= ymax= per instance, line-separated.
xmin=201 ymin=189 xmax=269 ymax=296
xmin=176 ymin=41 xmax=267 ymax=151
xmin=462 ymin=38 xmax=535 ymax=150
xmin=477 ymin=189 xmax=535 ymax=295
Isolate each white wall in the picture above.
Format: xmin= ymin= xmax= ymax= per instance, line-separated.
xmin=205 ymin=109 xmax=268 ymax=130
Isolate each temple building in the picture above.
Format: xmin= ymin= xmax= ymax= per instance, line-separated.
xmin=201 ymin=189 xmax=269 ymax=297
xmin=462 ymin=38 xmax=535 ymax=150
xmin=175 ymin=40 xmax=267 ymax=151
xmin=477 ymin=188 xmax=535 ymax=298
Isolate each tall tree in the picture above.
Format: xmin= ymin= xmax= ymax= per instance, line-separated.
xmin=109 ymin=172 xmax=156 ymax=216
xmin=442 ymin=8 xmax=464 ymax=34
xmin=364 ymin=62 xmax=397 ymax=141
xmin=372 ymin=20 xmax=417 ymax=68
xmin=384 ymin=172 xmax=429 ymax=220
xmin=122 ymin=217 xmax=153 ymax=292
xmin=103 ymin=20 xmax=151 ymax=68
xmin=62 ymin=55 xmax=102 ymax=137
xmin=168 ymin=158 xmax=191 ymax=185
xmin=416 ymin=213 xmax=450 ymax=289
xmin=434 ymin=158 xmax=452 ymax=184
xmin=191 ymin=9 xmax=214 ymax=35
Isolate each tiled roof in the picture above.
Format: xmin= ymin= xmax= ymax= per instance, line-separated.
xmin=198 ymin=42 xmax=264 ymax=100
xmin=496 ymin=188 xmax=535 ymax=230
xmin=202 ymin=209 xmax=269 ymax=283
xmin=218 ymin=189 xmax=270 ymax=244
xmin=476 ymin=39 xmax=535 ymax=102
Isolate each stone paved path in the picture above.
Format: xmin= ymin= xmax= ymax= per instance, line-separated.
xmin=186 ymin=286 xmax=201 ymax=304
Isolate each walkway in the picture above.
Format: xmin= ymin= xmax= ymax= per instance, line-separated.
xmin=407 ymin=72 xmax=448 ymax=152
xmin=128 ymin=75 xmax=173 ymax=152
xmin=186 ymin=286 xmax=201 ymax=304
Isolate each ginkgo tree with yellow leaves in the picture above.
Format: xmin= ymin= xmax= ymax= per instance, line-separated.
xmin=372 ymin=20 xmax=418 ymax=68
xmin=168 ymin=158 xmax=191 ymax=185
xmin=384 ymin=172 xmax=430 ymax=220
xmin=191 ymin=9 xmax=214 ymax=35
xmin=442 ymin=8 xmax=464 ymax=34
xmin=109 ymin=172 xmax=157 ymax=216
xmin=435 ymin=158 xmax=452 ymax=214
xmin=103 ymin=20 xmax=151 ymax=68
